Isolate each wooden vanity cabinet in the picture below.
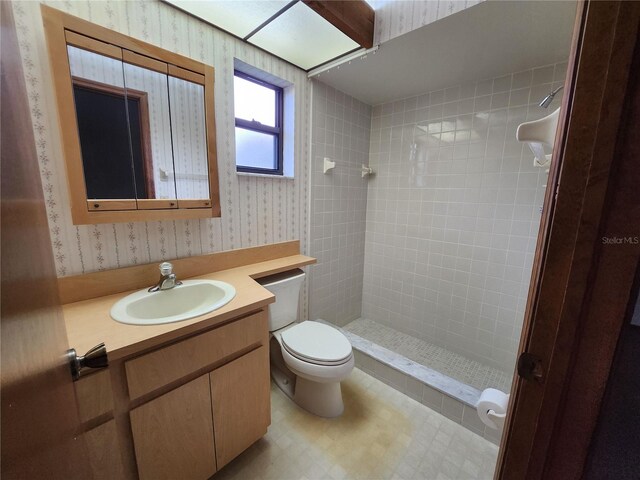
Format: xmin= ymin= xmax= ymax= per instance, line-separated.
xmin=130 ymin=345 xmax=270 ymax=479
xmin=126 ymin=308 xmax=270 ymax=479
xmin=73 ymin=308 xmax=271 ymax=480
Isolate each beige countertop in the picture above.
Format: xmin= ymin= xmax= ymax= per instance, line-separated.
xmin=63 ymin=254 xmax=315 ymax=361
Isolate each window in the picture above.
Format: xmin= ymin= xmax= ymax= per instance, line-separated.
xmin=234 ymin=71 xmax=283 ymax=175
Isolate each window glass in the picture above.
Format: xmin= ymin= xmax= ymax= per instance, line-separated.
xmin=234 ymin=75 xmax=276 ymax=127
xmin=235 ymin=128 xmax=277 ymax=170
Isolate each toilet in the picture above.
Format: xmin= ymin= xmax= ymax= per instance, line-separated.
xmin=258 ymin=269 xmax=354 ymax=418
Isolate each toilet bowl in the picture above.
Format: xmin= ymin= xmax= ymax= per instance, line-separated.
xmin=258 ymin=270 xmax=354 ymax=418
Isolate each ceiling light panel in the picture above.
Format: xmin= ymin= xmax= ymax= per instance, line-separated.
xmin=248 ymin=2 xmax=360 ymax=70
xmin=164 ymin=0 xmax=290 ymax=38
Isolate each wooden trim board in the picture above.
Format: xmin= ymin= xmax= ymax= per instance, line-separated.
xmin=204 ymin=65 xmax=220 ymax=217
xmin=58 ymin=240 xmax=308 ymax=304
xmin=177 ymin=199 xmax=212 ymax=209
xmin=168 ymin=64 xmax=205 ymax=85
xmin=122 ymin=50 xmax=168 ymax=74
xmin=136 ymin=199 xmax=177 ymax=210
xmin=303 ymin=1 xmax=375 ymax=48
xmin=64 ymin=31 xmax=121 ymax=59
xmin=86 ymin=199 xmax=137 ymax=212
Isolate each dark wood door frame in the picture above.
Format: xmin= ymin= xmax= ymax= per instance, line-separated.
xmin=496 ymin=1 xmax=640 ymax=478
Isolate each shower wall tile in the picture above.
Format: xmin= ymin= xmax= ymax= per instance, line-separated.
xmin=363 ymin=63 xmax=567 ymax=371
xmin=308 ymin=81 xmax=371 ymax=326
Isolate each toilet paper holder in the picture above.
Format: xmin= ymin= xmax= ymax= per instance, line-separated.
xmin=485 ymin=408 xmax=506 ymax=430
xmin=476 ymin=387 xmax=510 ymax=431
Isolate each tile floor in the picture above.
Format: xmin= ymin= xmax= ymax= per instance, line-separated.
xmin=214 ymin=368 xmax=498 ymax=480
xmin=344 ymin=319 xmax=512 ymax=393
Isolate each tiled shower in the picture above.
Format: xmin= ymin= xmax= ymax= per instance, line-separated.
xmin=309 ymin=61 xmax=567 ymax=440
xmin=361 ymin=62 xmax=567 ymax=372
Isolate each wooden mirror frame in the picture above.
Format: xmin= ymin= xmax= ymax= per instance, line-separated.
xmin=41 ymin=5 xmax=221 ymax=225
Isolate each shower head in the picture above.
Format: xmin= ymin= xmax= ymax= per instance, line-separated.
xmin=539 ymin=86 xmax=564 ymax=108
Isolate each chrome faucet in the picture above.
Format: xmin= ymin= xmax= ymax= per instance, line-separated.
xmin=148 ymin=262 xmax=182 ymax=292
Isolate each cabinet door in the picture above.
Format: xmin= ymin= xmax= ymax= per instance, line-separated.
xmin=210 ymin=346 xmax=271 ymax=469
xmin=130 ymin=374 xmax=216 ymax=480
xmin=74 ymin=369 xmax=113 ymax=423
xmin=83 ymin=420 xmax=126 ymax=480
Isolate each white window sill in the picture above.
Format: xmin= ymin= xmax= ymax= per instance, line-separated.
xmin=236 ymin=171 xmax=294 ymax=180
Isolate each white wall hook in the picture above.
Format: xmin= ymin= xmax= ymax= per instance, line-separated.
xmin=534 ymin=154 xmax=552 ymax=168
xmin=323 ymin=157 xmax=336 ymax=174
xmin=361 ymin=164 xmax=375 ymax=178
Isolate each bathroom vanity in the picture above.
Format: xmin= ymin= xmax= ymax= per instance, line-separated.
xmin=62 ymin=241 xmax=315 ymax=479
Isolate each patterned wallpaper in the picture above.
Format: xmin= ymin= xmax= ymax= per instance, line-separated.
xmin=369 ymin=0 xmax=484 ymax=45
xmin=12 ymin=0 xmax=311 ymax=322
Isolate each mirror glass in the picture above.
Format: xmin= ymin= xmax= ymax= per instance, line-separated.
xmin=123 ymin=61 xmax=176 ymax=200
xmin=168 ymin=76 xmax=210 ymax=200
xmin=67 ymin=45 xmax=211 ymax=206
xmin=68 ymin=45 xmax=140 ymax=200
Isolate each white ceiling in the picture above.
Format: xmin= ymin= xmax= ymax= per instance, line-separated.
xmin=164 ymin=0 xmax=360 ymax=70
xmin=314 ymin=0 xmax=577 ymax=105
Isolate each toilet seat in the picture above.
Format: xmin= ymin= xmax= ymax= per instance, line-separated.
xmin=280 ymin=321 xmax=352 ymax=366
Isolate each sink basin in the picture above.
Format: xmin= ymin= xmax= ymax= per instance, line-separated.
xmin=110 ymin=280 xmax=236 ymax=325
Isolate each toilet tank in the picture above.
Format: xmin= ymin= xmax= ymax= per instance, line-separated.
xmin=257 ymin=269 xmax=305 ymax=332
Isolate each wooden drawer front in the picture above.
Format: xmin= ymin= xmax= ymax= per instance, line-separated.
xmin=125 ymin=310 xmax=267 ymax=400
xmin=130 ymin=374 xmax=216 ymax=480
xmin=210 ymin=345 xmax=271 ymax=469
xmin=75 ymin=369 xmax=113 ymax=423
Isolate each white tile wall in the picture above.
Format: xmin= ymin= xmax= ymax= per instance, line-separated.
xmin=308 ymin=81 xmax=371 ymax=326
xmin=362 ymin=62 xmax=567 ymax=371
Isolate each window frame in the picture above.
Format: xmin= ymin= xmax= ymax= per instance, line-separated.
xmin=234 ymin=70 xmax=284 ymax=175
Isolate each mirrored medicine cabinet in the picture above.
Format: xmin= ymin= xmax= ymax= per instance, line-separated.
xmin=42 ymin=6 xmax=220 ymax=225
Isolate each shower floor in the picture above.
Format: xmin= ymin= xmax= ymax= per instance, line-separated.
xmin=343 ymin=318 xmax=512 ymax=393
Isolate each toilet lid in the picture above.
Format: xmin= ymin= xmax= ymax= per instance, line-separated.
xmin=281 ymin=321 xmax=352 ymax=365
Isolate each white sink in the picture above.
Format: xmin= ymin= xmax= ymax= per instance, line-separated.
xmin=110 ymin=280 xmax=236 ymax=325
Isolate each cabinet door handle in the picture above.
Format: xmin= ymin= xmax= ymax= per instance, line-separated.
xmin=67 ymin=343 xmax=108 ymax=381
